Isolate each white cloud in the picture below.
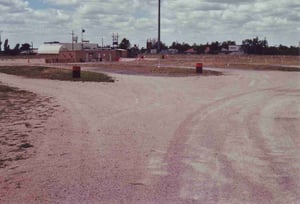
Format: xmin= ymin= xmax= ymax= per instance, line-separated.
xmin=0 ymin=0 xmax=299 ymax=48
xmin=44 ymin=0 xmax=79 ymax=6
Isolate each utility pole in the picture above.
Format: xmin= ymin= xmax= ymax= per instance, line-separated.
xmin=0 ymin=30 xmax=3 ymax=52
xmin=157 ymin=0 xmax=161 ymax=54
xmin=81 ymin=28 xmax=85 ymax=50
xmin=71 ymin=30 xmax=74 ymax=51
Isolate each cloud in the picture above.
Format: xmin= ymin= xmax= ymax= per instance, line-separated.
xmin=44 ymin=0 xmax=79 ymax=6
xmin=0 ymin=0 xmax=299 ymax=47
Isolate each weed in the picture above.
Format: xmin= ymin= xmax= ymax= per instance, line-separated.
xmin=19 ymin=143 xmax=33 ymax=149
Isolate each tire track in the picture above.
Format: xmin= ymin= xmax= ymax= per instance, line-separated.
xmin=152 ymin=86 xmax=300 ymax=203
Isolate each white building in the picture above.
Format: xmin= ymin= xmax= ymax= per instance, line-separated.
xmin=38 ymin=42 xmax=99 ymax=55
xmin=228 ymin=45 xmax=242 ymax=52
xmin=37 ymin=43 xmax=63 ymax=54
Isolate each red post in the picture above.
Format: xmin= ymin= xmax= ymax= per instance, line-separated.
xmin=72 ymin=66 xmax=81 ymax=78
xmin=196 ymin=63 xmax=203 ymax=73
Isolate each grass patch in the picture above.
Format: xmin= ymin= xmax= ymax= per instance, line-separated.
xmin=75 ymin=63 xmax=223 ymax=76
xmin=0 ymin=84 xmax=18 ymax=93
xmin=19 ymin=143 xmax=34 ymax=149
xmin=0 ymin=84 xmax=27 ymax=96
xmin=0 ymin=66 xmax=114 ymax=82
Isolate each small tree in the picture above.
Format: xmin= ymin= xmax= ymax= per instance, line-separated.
xmin=119 ymin=38 xmax=131 ymax=49
xmin=20 ymin=43 xmax=31 ymax=51
xmin=12 ymin=43 xmax=20 ymax=55
xmin=4 ymin=39 xmax=9 ymax=54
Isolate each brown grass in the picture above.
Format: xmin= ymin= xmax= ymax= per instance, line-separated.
xmin=71 ymin=54 xmax=299 ymax=75
xmin=0 ymin=66 xmax=114 ymax=82
xmin=76 ymin=63 xmax=222 ymax=76
xmin=143 ymin=54 xmax=300 ymax=71
xmin=0 ymin=83 xmax=57 ymax=168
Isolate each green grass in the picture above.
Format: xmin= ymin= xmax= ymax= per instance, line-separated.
xmin=0 ymin=66 xmax=114 ymax=82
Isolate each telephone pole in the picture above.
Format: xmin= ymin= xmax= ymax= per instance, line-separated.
xmin=157 ymin=0 xmax=161 ymax=53
xmin=71 ymin=30 xmax=74 ymax=51
xmin=0 ymin=31 xmax=3 ymax=52
xmin=81 ymin=28 xmax=85 ymax=50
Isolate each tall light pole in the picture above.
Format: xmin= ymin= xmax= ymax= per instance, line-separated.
xmin=0 ymin=30 xmax=3 ymax=52
xmin=81 ymin=28 xmax=85 ymax=50
xmin=71 ymin=30 xmax=74 ymax=51
xmin=158 ymin=0 xmax=161 ymax=53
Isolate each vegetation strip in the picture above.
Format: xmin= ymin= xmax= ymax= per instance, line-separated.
xmin=0 ymin=84 xmax=56 ymax=168
xmin=0 ymin=66 xmax=114 ymax=82
xmin=72 ymin=63 xmax=223 ymax=76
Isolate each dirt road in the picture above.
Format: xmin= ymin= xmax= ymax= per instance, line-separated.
xmin=0 ymin=68 xmax=299 ymax=203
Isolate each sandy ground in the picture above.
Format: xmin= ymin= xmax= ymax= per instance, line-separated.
xmin=0 ymin=85 xmax=57 ymax=169
xmin=0 ymin=67 xmax=300 ymax=204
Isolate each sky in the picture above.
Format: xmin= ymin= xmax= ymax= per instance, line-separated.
xmin=0 ymin=0 xmax=299 ymax=48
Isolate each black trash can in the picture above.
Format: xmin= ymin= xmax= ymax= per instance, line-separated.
xmin=73 ymin=66 xmax=81 ymax=78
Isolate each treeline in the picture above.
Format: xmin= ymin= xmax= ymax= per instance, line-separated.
xmin=241 ymin=37 xmax=298 ymax=55
xmin=143 ymin=37 xmax=299 ymax=55
xmin=168 ymin=41 xmax=236 ymax=54
xmin=0 ymin=39 xmax=31 ymax=55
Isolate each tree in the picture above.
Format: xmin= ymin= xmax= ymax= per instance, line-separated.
xmin=152 ymin=41 xmax=167 ymax=51
xmin=2 ymin=39 xmax=23 ymax=55
xmin=20 ymin=43 xmax=31 ymax=51
xmin=242 ymin=37 xmax=268 ymax=54
xmin=128 ymin=44 xmax=140 ymax=58
xmin=11 ymin=44 xmax=20 ymax=55
xmin=119 ymin=38 xmax=131 ymax=49
xmin=169 ymin=41 xmax=191 ymax=53
xmin=209 ymin=41 xmax=221 ymax=54
xmin=4 ymin=39 xmax=9 ymax=54
xmin=221 ymin=41 xmax=236 ymax=49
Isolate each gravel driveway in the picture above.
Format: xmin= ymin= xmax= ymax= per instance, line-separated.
xmin=0 ymin=68 xmax=299 ymax=203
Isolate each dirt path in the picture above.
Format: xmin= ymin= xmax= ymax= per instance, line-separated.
xmin=0 ymin=68 xmax=299 ymax=203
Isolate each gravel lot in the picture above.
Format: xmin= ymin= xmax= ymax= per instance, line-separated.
xmin=0 ymin=64 xmax=299 ymax=203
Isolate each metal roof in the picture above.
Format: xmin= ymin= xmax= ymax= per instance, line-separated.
xmin=38 ymin=44 xmax=64 ymax=54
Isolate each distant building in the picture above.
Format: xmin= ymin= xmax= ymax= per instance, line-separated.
xmin=228 ymin=45 xmax=242 ymax=52
xmin=38 ymin=43 xmax=63 ymax=55
xmin=61 ymin=43 xmax=98 ymax=51
xmin=228 ymin=45 xmax=244 ymax=55
xmin=161 ymin=49 xmax=178 ymax=54
xmin=37 ymin=42 xmax=127 ymax=63
xmin=150 ymin=49 xmax=157 ymax=54
xmin=184 ymin=48 xmax=197 ymax=54
xmin=220 ymin=45 xmax=244 ymax=55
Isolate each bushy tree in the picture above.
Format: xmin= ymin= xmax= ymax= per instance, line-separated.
xmin=169 ymin=41 xmax=191 ymax=53
xmin=221 ymin=41 xmax=236 ymax=49
xmin=119 ymin=38 xmax=131 ymax=49
xmin=242 ymin=37 xmax=268 ymax=54
xmin=2 ymin=39 xmax=22 ymax=55
xmin=4 ymin=39 xmax=9 ymax=53
xmin=20 ymin=43 xmax=31 ymax=51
